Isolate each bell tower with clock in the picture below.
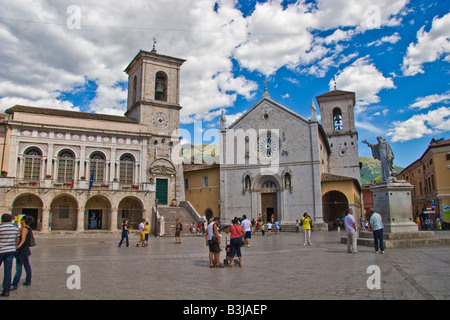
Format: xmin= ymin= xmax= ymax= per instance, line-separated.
xmin=124 ymin=46 xmax=187 ymax=203
xmin=316 ymin=89 xmax=361 ymax=181
xmin=124 ymin=45 xmax=186 ymax=134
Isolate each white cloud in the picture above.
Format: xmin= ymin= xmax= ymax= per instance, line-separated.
xmin=0 ymin=0 xmax=409 ymax=123
xmin=313 ymin=0 xmax=408 ymax=31
xmin=401 ymin=12 xmax=450 ymax=76
xmin=387 ymin=107 xmax=450 ymax=142
xmin=409 ymin=91 xmax=450 ymax=109
xmin=367 ymin=32 xmax=401 ymax=46
xmin=332 ymin=56 xmax=396 ymax=106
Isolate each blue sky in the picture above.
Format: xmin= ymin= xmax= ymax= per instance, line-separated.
xmin=0 ymin=0 xmax=449 ymax=168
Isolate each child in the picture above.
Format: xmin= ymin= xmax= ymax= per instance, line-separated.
xmin=261 ymin=224 xmax=266 ymax=236
xmin=144 ymin=222 xmax=150 ymax=247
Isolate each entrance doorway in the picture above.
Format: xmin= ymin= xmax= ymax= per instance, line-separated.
xmin=156 ymin=178 xmax=168 ymax=205
xmin=21 ymin=208 xmax=38 ymax=230
xmin=261 ymin=193 xmax=277 ymax=223
xmin=88 ymin=210 xmax=102 ymax=229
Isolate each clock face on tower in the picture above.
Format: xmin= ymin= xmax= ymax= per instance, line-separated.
xmin=152 ymin=112 xmax=169 ymax=129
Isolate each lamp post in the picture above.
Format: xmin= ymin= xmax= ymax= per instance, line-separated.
xmin=154 ymin=198 xmax=159 ymax=237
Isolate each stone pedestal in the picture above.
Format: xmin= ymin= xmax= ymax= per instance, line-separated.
xmin=370 ymin=180 xmax=417 ymax=233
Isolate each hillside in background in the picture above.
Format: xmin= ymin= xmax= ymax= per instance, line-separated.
xmin=359 ymin=157 xmax=404 ymax=185
xmin=181 ymin=144 xmax=220 ymax=163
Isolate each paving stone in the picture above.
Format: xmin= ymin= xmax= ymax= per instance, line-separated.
xmin=1 ymin=231 xmax=449 ymax=300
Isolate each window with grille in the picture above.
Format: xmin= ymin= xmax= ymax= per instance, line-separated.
xmin=119 ymin=154 xmax=134 ymax=185
xmin=24 ymin=148 xmax=42 ymax=181
xmin=89 ymin=152 xmax=105 ymax=185
xmin=58 ymin=150 xmax=75 ymax=183
xmin=59 ymin=206 xmax=70 ymax=219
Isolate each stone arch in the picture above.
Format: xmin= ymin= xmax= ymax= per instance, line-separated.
xmin=85 ymin=195 xmax=112 ymax=230
xmin=11 ymin=193 xmax=44 ymax=230
xmin=50 ymin=193 xmax=79 ymax=230
xmin=322 ymin=190 xmax=349 ymax=229
xmin=117 ymin=196 xmax=144 ymax=229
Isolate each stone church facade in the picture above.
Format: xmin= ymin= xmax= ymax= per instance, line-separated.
xmin=0 ymin=49 xmax=189 ymax=233
xmin=219 ymin=88 xmax=362 ymax=228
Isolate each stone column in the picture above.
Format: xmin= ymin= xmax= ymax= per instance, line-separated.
xmin=110 ymin=208 xmax=118 ymax=232
xmin=76 ymin=207 xmax=84 ymax=232
xmin=41 ymin=206 xmax=50 ymax=233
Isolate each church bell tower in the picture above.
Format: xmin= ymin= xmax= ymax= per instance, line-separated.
xmin=123 ymin=44 xmax=186 ymax=135
xmin=316 ymin=89 xmax=361 ymax=181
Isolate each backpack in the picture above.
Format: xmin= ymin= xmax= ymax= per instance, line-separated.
xmin=179 ymin=223 xmax=183 ymax=231
xmin=28 ymin=228 xmax=36 ymax=247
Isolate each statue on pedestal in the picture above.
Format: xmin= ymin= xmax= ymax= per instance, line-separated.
xmin=363 ymin=136 xmax=396 ymax=183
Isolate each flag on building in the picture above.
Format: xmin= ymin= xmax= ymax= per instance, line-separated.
xmin=89 ymin=162 xmax=95 ymax=191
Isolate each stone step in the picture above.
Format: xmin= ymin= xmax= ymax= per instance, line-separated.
xmin=341 ymin=231 xmax=450 ymax=248
xmin=359 ymin=230 xmax=435 ymax=240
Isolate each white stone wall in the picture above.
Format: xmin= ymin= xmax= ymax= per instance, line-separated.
xmin=220 ymin=98 xmax=323 ymax=224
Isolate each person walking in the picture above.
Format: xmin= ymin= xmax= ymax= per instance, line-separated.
xmin=205 ymin=217 xmax=222 ymax=268
xmin=137 ymin=219 xmax=146 ymax=247
xmin=225 ymin=217 xmax=244 ymax=267
xmin=240 ymin=215 xmax=252 ymax=247
xmin=301 ymin=213 xmax=312 ymax=245
xmin=267 ymin=221 xmax=272 ymax=236
xmin=118 ymin=219 xmax=129 ymax=247
xmin=344 ymin=208 xmax=358 ymax=253
xmin=11 ymin=215 xmax=34 ymax=290
xmin=275 ymin=220 xmax=280 ymax=234
xmin=369 ymin=208 xmax=384 ymax=254
xmin=0 ymin=213 xmax=20 ymax=297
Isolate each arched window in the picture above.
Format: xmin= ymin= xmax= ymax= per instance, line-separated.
xmin=24 ymin=148 xmax=42 ymax=181
xmin=333 ymin=108 xmax=343 ymax=130
xmin=58 ymin=150 xmax=75 ymax=183
xmin=155 ymin=71 xmax=167 ymax=101
xmin=89 ymin=152 xmax=106 ymax=185
xmin=119 ymin=154 xmax=135 ymax=185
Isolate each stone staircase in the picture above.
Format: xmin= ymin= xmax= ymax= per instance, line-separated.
xmin=157 ymin=203 xmax=203 ymax=237
xmin=279 ymin=224 xmax=297 ymax=232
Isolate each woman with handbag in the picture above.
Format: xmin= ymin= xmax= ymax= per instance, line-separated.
xmin=225 ymin=217 xmax=245 ymax=268
xmin=11 ymin=215 xmax=34 ymax=290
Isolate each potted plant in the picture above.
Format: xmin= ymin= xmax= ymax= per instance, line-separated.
xmin=171 ymin=198 xmax=177 ymax=207
xmin=1 ymin=171 xmax=7 ymax=177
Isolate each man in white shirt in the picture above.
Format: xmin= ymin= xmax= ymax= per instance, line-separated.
xmin=240 ymin=215 xmax=252 ymax=247
xmin=137 ymin=219 xmax=145 ymax=247
xmin=0 ymin=214 xmax=20 ymax=297
xmin=344 ymin=208 xmax=358 ymax=254
xmin=369 ymin=208 xmax=384 ymax=254
xmin=205 ymin=217 xmax=222 ymax=268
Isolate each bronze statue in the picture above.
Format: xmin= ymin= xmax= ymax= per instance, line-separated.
xmin=363 ymin=136 xmax=396 ymax=183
